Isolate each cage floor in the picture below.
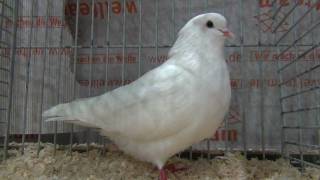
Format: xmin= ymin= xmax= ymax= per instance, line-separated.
xmin=0 ymin=143 xmax=319 ymax=180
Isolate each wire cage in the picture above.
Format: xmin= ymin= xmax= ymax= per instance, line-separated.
xmin=1 ymin=0 xmax=320 ymax=172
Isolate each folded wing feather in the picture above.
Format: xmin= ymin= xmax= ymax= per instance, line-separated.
xmin=43 ymin=63 xmax=195 ymax=141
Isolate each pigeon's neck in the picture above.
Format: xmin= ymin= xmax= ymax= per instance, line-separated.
xmin=198 ymin=43 xmax=225 ymax=61
xmin=169 ymin=34 xmax=225 ymax=63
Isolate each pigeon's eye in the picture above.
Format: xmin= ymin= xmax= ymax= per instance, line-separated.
xmin=206 ymin=21 xmax=214 ymax=28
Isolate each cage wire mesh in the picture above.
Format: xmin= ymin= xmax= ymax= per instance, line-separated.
xmin=0 ymin=0 xmax=319 ymax=170
xmin=0 ymin=0 xmax=18 ymax=160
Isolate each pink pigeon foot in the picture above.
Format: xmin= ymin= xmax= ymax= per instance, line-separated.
xmin=159 ymin=168 xmax=167 ymax=180
xmin=158 ymin=163 xmax=189 ymax=180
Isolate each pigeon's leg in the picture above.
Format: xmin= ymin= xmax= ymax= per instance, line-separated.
xmin=159 ymin=168 xmax=167 ymax=180
xmin=156 ymin=163 xmax=188 ymax=180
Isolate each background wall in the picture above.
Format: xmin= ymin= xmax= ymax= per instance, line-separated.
xmin=2 ymin=0 xmax=320 ymax=153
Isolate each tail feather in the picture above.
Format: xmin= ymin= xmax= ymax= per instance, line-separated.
xmin=42 ymin=103 xmax=69 ymax=118
xmin=45 ymin=116 xmax=99 ymax=128
xmin=42 ymin=98 xmax=100 ymax=129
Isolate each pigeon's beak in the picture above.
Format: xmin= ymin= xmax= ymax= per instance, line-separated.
xmin=218 ymin=28 xmax=234 ymax=38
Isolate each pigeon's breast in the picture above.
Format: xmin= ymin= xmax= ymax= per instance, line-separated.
xmin=192 ymin=60 xmax=231 ymax=137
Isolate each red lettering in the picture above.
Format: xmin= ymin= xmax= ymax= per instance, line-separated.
xmin=298 ymin=0 xmax=305 ymax=5
xmin=268 ymin=79 xmax=278 ymax=87
xmin=80 ymin=2 xmax=90 ymax=15
xmin=285 ymin=79 xmax=297 ymax=87
xmin=317 ymin=1 xmax=320 ymax=11
xmin=230 ymin=79 xmax=241 ymax=89
xmin=33 ymin=48 xmax=44 ymax=56
xmin=112 ymin=1 xmax=121 ymax=14
xmin=126 ymin=1 xmax=137 ymax=14
xmin=79 ymin=80 xmax=89 ymax=86
xmin=212 ymin=129 xmax=238 ymax=141
xmin=127 ymin=54 xmax=137 ymax=64
xmin=65 ymin=1 xmax=137 ymax=19
xmin=92 ymin=56 xmax=99 ymax=64
xmin=124 ymin=80 xmax=132 ymax=85
xmin=315 ymin=2 xmax=320 ymax=11
xmin=78 ymin=79 xmax=134 ymax=88
xmin=250 ymin=79 xmax=259 ymax=88
xmin=115 ymin=55 xmax=122 ymax=63
xmin=35 ymin=17 xmax=46 ymax=27
xmin=213 ymin=131 xmax=219 ymax=141
xmin=254 ymin=50 xmax=270 ymax=61
xmin=227 ymin=52 xmax=240 ymax=63
xmin=48 ymin=48 xmax=58 ymax=55
xmin=229 ymin=130 xmax=237 ymax=141
xmin=91 ymin=80 xmax=105 ymax=88
xmin=260 ymin=0 xmax=272 ymax=7
xmin=272 ymin=54 xmax=279 ymax=61
xmin=301 ymin=79 xmax=319 ymax=87
xmin=5 ymin=19 xmax=12 ymax=29
xmin=305 ymin=0 xmax=312 ymax=7
xmin=97 ymin=2 xmax=105 ymax=18
xmin=62 ymin=48 xmax=73 ymax=56
xmin=68 ymin=3 xmax=77 ymax=16
xmin=279 ymin=0 xmax=289 ymax=6
xmin=49 ymin=17 xmax=64 ymax=27
xmin=78 ymin=55 xmax=89 ymax=64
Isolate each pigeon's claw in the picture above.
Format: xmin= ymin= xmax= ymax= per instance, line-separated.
xmin=164 ymin=163 xmax=189 ymax=173
xmin=157 ymin=163 xmax=189 ymax=180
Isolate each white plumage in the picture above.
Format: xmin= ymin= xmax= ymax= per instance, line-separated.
xmin=43 ymin=13 xmax=232 ymax=176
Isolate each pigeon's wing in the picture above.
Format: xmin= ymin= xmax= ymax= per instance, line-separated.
xmin=98 ymin=63 xmax=198 ymax=141
xmin=44 ymin=62 xmax=197 ymax=141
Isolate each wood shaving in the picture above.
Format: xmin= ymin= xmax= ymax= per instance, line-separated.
xmin=0 ymin=143 xmax=319 ymax=180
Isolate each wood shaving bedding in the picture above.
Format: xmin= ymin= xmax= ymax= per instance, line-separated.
xmin=0 ymin=143 xmax=319 ymax=180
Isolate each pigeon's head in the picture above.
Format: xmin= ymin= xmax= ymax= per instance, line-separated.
xmin=182 ymin=13 xmax=234 ymax=43
xmin=170 ymin=13 xmax=233 ymax=58
xmin=190 ymin=13 xmax=233 ymax=39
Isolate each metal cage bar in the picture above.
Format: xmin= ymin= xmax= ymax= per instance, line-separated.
xmin=53 ymin=0 xmax=66 ymax=156
xmin=14 ymin=43 xmax=320 ymax=49
xmin=69 ymin=0 xmax=80 ymax=155
xmin=0 ymin=0 xmax=319 ymax=171
xmin=3 ymin=0 xmax=18 ymax=160
xmin=21 ymin=0 xmax=35 ymax=155
xmin=222 ymin=0 xmax=230 ymax=156
xmin=280 ymin=85 xmax=320 ymax=100
xmin=278 ymin=42 xmax=320 ymax=73
xmin=239 ymin=0 xmax=247 ymax=158
xmin=273 ymin=0 xmax=286 ymax=158
xmin=101 ymin=0 xmax=111 ymax=157
xmin=138 ymin=0 xmax=142 ymax=77
xmin=272 ymin=0 xmax=300 ymax=33
xmin=256 ymin=0 xmax=266 ymax=160
xmin=85 ymin=0 xmax=96 ymax=155
xmin=121 ymin=0 xmax=126 ymax=86
xmin=275 ymin=0 xmax=320 ymax=46
xmin=292 ymin=8 xmax=304 ymax=168
xmin=275 ymin=0 xmax=320 ymax=168
xmin=37 ymin=0 xmax=51 ymax=157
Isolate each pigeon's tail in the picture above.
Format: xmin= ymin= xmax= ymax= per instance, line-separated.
xmin=42 ymin=101 xmax=100 ymax=129
xmin=42 ymin=103 xmax=77 ymax=123
xmin=42 ymin=103 xmax=69 ymax=118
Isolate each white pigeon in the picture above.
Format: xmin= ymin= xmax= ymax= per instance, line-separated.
xmin=43 ymin=13 xmax=232 ymax=180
